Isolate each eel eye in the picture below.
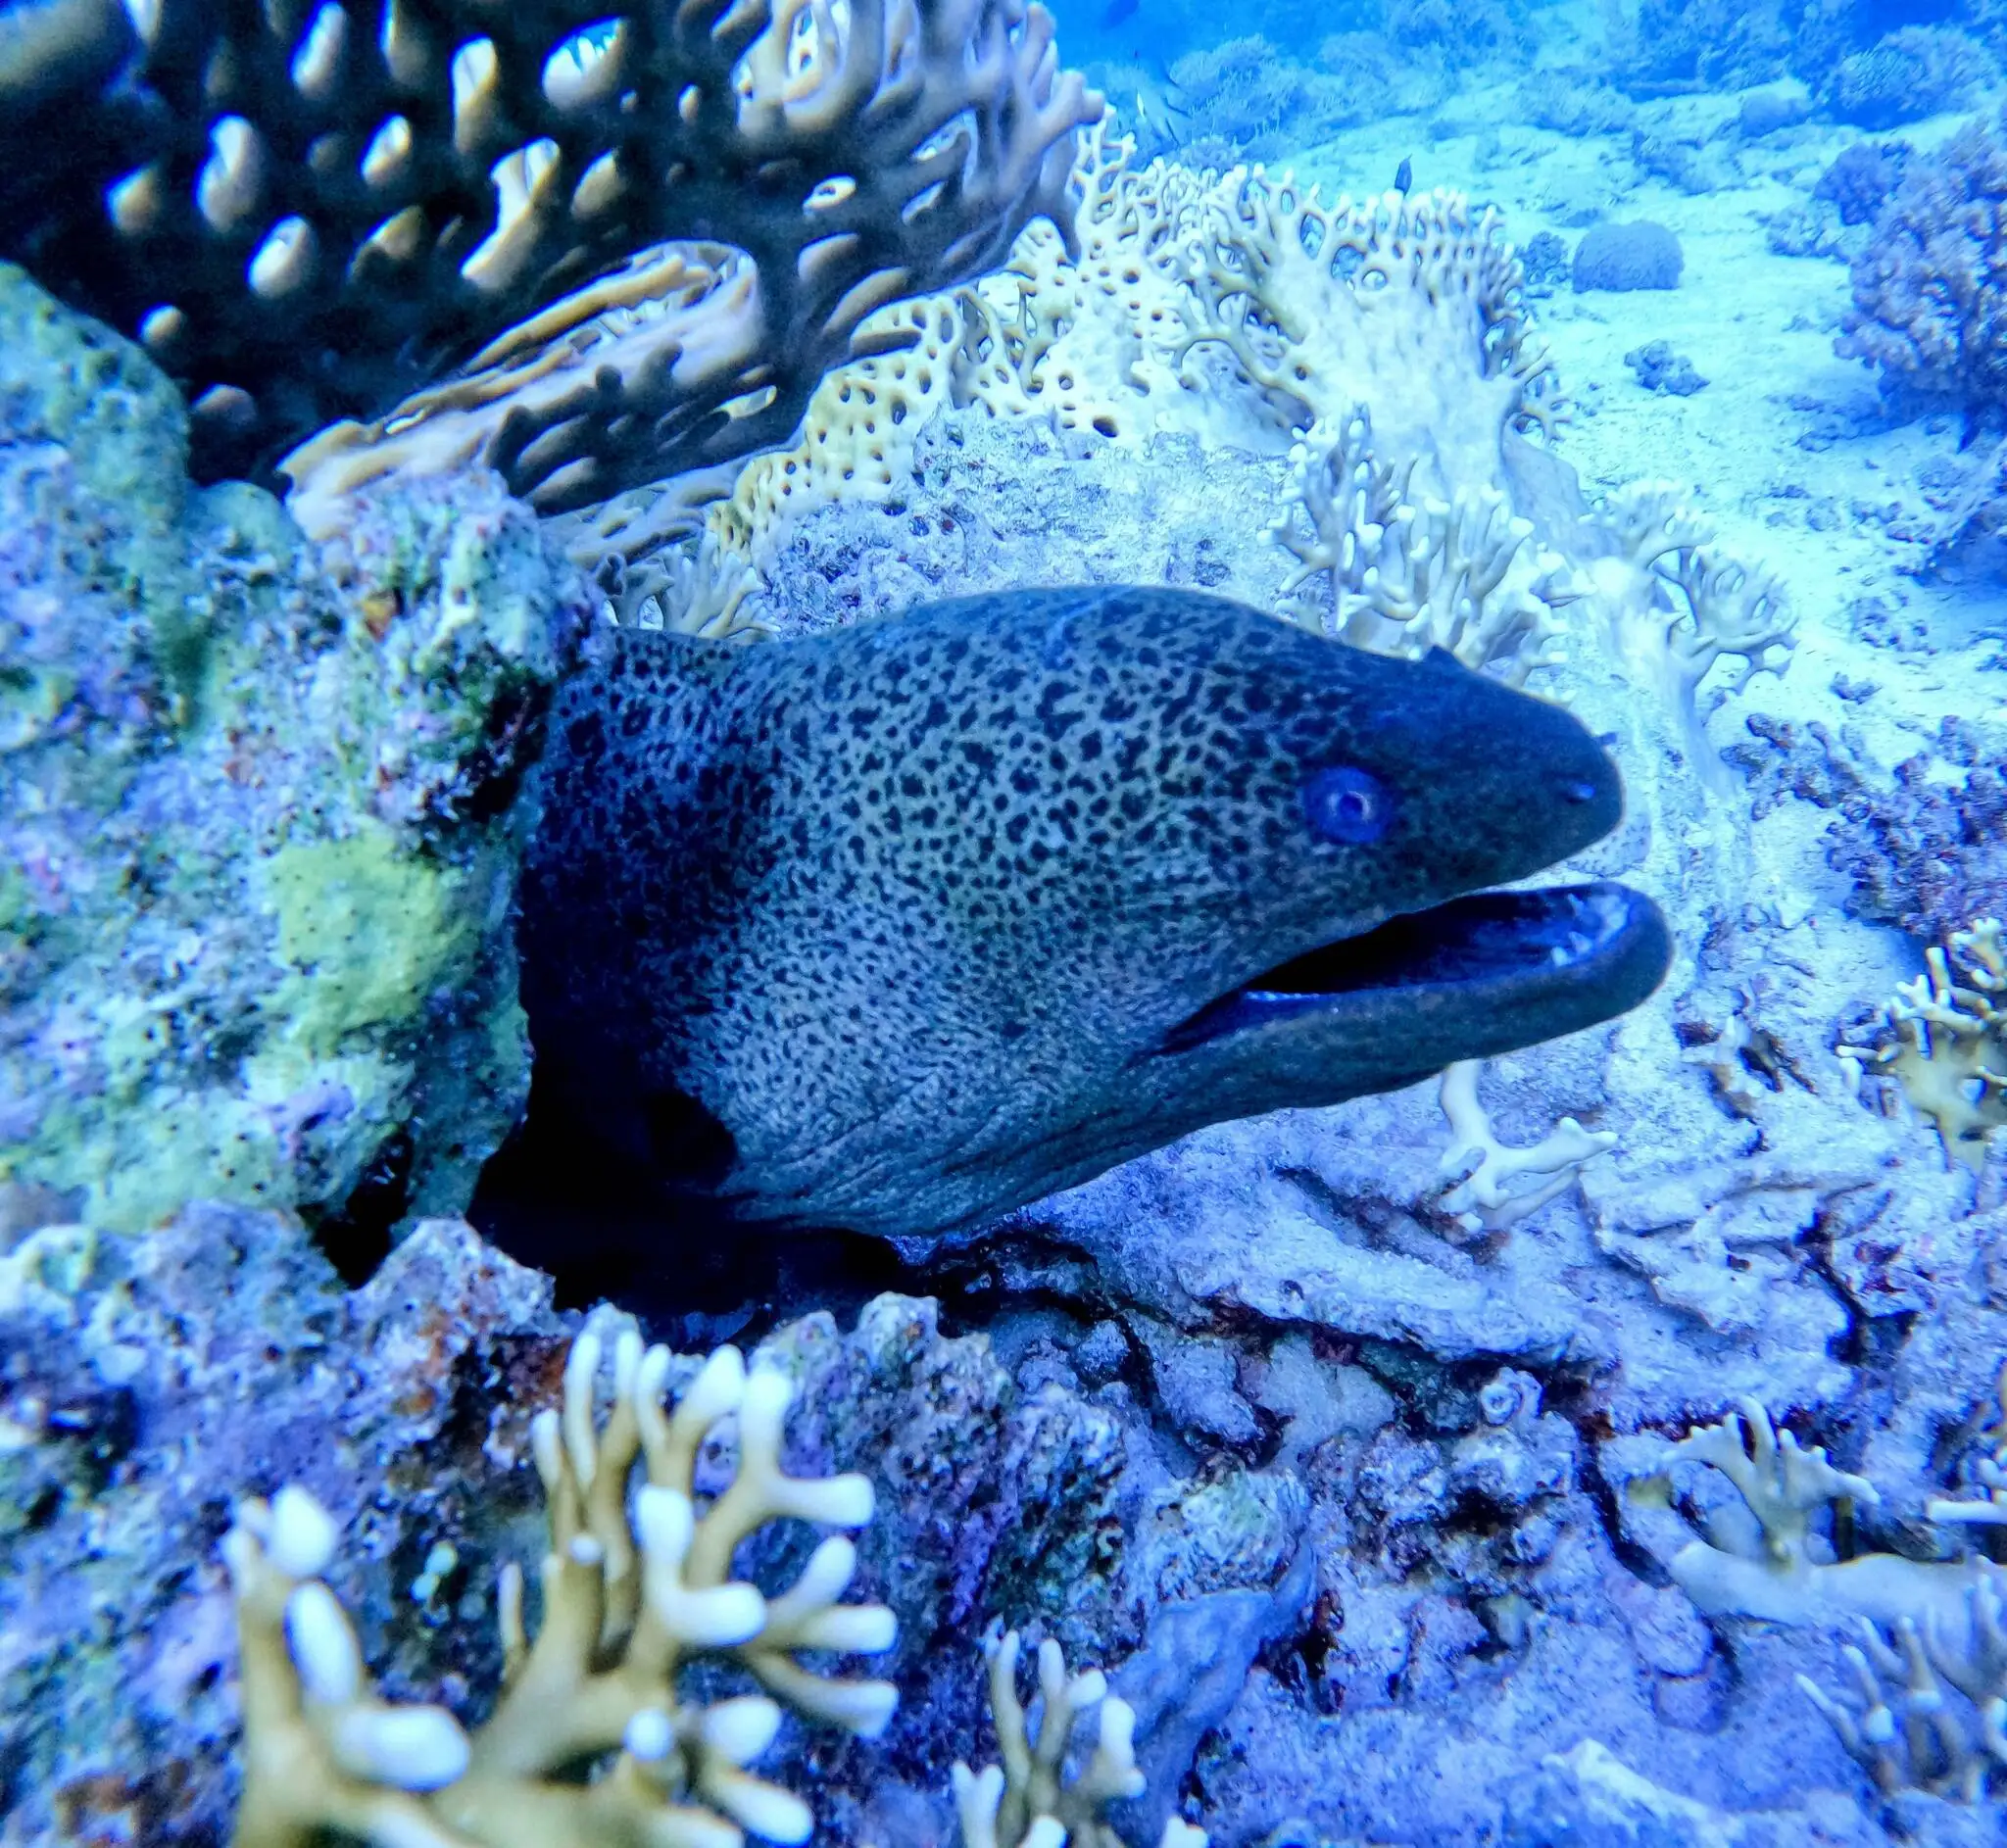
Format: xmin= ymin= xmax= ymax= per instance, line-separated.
xmin=1303 ymin=764 xmax=1393 ymax=845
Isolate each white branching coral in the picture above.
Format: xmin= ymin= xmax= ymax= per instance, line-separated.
xmin=952 ymin=1627 xmax=1206 ymax=1848
xmin=1797 ymin=1583 xmax=2007 ymax=1802
xmin=1788 ymin=1362 xmax=2007 ymax=1801
xmin=225 ymin=1327 xmax=897 ymax=1848
xmin=1271 ymin=408 xmax=1576 ymax=683
xmin=1584 ymin=481 xmax=1795 ymax=748
xmin=1851 ymin=919 xmax=2007 ymax=1172
xmin=1431 ymin=1059 xmax=1616 ymax=1234
xmin=1655 ymin=1397 xmax=2000 ymax=1689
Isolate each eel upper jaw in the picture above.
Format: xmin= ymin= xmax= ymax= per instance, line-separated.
xmin=1160 ymin=880 xmax=1671 ymax=1059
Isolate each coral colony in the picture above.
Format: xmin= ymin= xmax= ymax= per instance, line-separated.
xmin=10 ymin=0 xmax=2007 ymax=1843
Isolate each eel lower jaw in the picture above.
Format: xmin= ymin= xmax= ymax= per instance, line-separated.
xmin=1161 ymin=880 xmax=1670 ymax=1056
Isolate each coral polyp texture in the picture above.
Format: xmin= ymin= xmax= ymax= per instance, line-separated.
xmin=1 ymin=0 xmax=1100 ymax=506
xmin=0 ymin=267 xmax=584 ymax=1232
xmin=226 ymin=1325 xmax=898 ymax=1848
xmin=1178 ymin=174 xmax=1560 ymax=481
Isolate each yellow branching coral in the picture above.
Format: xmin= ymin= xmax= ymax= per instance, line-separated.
xmin=952 ymin=1627 xmax=1206 ymax=1848
xmin=1853 ymin=919 xmax=2007 ymax=1171
xmin=1270 ymin=406 xmax=1577 ymax=683
xmin=224 ymin=1327 xmax=897 ymax=1848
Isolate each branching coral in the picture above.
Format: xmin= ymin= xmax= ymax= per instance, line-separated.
xmin=1797 ymin=1598 xmax=2007 ymax=1802
xmin=1270 ymin=407 xmax=1576 ymax=683
xmin=1432 ymin=1059 xmax=1617 ymax=1235
xmin=13 ymin=0 xmax=1101 ymax=501
xmin=224 ymin=1326 xmax=898 ymax=1847
xmin=1654 ymin=1397 xmax=1989 ymax=1644
xmin=1584 ymin=480 xmax=1794 ymax=756
xmin=1850 ymin=918 xmax=2007 ymax=1171
xmin=1838 ymin=112 xmax=2007 ymax=437
xmin=952 ymin=1626 xmax=1206 ymax=1848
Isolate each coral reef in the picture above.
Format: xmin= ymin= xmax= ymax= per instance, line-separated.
xmin=226 ymin=1326 xmax=900 ymax=1846
xmin=0 ymin=1204 xmax=1127 ymax=1843
xmin=1831 ymin=26 xmax=1996 ymax=130
xmin=1816 ymin=141 xmax=1913 ymax=228
xmin=1839 ymin=112 xmax=2007 ymax=436
xmin=1728 ymin=711 xmax=2007 ymax=946
xmin=1572 ymin=221 xmax=1685 ymax=293
xmin=5 ymin=0 xmax=1101 ymax=510
xmin=0 ymin=267 xmax=584 ymax=1236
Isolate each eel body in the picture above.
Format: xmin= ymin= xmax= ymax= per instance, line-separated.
xmin=490 ymin=585 xmax=1669 ymax=1250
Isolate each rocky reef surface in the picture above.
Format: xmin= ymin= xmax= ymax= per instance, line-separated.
xmin=11 ymin=26 xmax=2007 ymax=1844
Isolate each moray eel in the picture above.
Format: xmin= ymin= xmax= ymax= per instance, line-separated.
xmin=484 ymin=585 xmax=1669 ymax=1254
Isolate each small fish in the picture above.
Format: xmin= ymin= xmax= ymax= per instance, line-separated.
xmin=482 ymin=586 xmax=1668 ymax=1261
xmin=1395 ymin=156 xmax=1414 ymax=194
xmin=1101 ymin=0 xmax=1140 ymax=28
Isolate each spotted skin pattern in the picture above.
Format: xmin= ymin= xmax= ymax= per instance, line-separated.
xmin=511 ymin=585 xmax=1664 ymax=1244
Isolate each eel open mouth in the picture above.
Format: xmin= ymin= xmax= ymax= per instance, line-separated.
xmin=1163 ymin=880 xmax=1666 ymax=1054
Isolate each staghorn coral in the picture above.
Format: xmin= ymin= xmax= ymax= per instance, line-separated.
xmin=6 ymin=0 xmax=1100 ymax=506
xmin=1846 ymin=918 xmax=2007 ymax=1172
xmin=952 ymin=1627 xmax=1207 ymax=1848
xmin=225 ymin=1324 xmax=899 ymax=1848
xmin=1838 ymin=112 xmax=2007 ymax=438
xmin=1268 ymin=406 xmax=1575 ymax=683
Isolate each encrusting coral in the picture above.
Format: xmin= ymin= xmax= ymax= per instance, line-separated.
xmin=952 ymin=1627 xmax=1207 ymax=1848
xmin=224 ymin=1325 xmax=898 ymax=1847
xmin=2 ymin=0 xmax=1101 ymax=519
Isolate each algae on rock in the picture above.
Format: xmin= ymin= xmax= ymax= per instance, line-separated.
xmin=0 ymin=265 xmax=586 ymax=1235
